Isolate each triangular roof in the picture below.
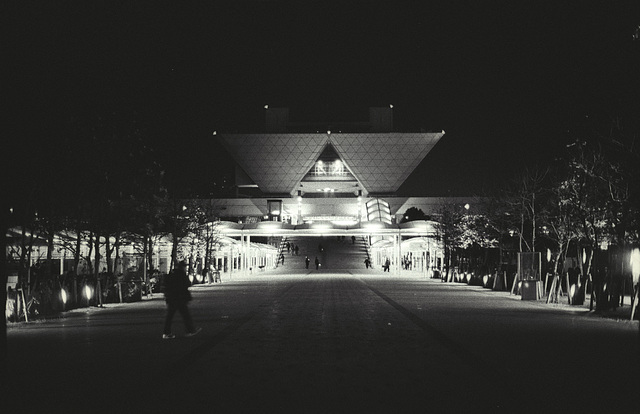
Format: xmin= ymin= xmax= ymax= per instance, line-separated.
xmin=218 ymin=134 xmax=329 ymax=194
xmin=218 ymin=132 xmax=443 ymax=195
xmin=330 ymin=133 xmax=443 ymax=194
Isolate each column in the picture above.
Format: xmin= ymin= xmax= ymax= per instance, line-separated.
xmin=394 ymin=233 xmax=401 ymax=275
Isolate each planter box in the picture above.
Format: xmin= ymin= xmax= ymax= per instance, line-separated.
xmin=521 ymin=280 xmax=542 ymax=300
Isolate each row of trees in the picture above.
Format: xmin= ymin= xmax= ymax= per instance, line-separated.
xmin=435 ymin=120 xmax=640 ymax=310
xmin=1 ymin=109 xmax=231 ymax=368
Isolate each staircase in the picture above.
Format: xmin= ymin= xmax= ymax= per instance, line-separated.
xmin=273 ymin=235 xmax=370 ymax=271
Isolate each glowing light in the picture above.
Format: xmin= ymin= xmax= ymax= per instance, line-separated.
xmin=363 ymin=221 xmax=384 ymax=230
xmin=331 ymin=219 xmax=358 ymax=226
xmin=464 ymin=204 xmax=470 ymax=210
xmin=327 ymin=130 xmax=331 ymax=135
xmin=311 ymin=223 xmax=331 ymax=231
xmin=570 ymin=284 xmax=576 ymax=298
xmin=483 ymin=275 xmax=489 ymax=286
xmin=582 ymin=249 xmax=586 ymax=264
xmin=631 ymin=248 xmax=640 ymax=283
xmin=264 ymin=104 xmax=269 ymax=109
xmin=84 ymin=285 xmax=92 ymax=300
xmin=297 ymin=196 xmax=302 ymax=202
xmin=61 ymin=288 xmax=68 ymax=304
xmin=547 ymin=249 xmax=552 ymax=262
xmin=389 ymin=104 xmax=393 ymax=108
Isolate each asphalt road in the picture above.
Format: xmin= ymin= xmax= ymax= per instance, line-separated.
xmin=6 ymin=272 xmax=639 ymax=414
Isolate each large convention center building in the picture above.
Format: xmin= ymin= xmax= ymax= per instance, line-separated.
xmin=208 ymin=106 xmax=473 ymax=275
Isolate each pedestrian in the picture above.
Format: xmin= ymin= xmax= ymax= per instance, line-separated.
xmin=315 ymin=256 xmax=320 ymax=270
xmin=351 ymin=235 xmax=356 ymax=244
xmin=384 ymin=258 xmax=391 ymax=272
xmin=305 ymin=256 xmax=310 ymax=269
xmin=163 ymin=261 xmax=201 ymax=339
xmin=280 ymin=253 xmax=285 ymax=265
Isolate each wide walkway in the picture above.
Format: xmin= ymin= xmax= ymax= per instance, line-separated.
xmin=6 ymin=272 xmax=639 ymax=414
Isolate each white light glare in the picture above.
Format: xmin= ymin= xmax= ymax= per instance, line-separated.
xmin=630 ymin=248 xmax=640 ymax=283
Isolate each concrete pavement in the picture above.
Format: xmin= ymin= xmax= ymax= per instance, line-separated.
xmin=6 ymin=271 xmax=639 ymax=414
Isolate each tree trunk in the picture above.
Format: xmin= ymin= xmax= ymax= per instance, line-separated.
xmin=86 ymin=232 xmax=94 ymax=276
xmin=114 ymin=235 xmax=120 ymax=275
xmin=46 ymin=230 xmax=54 ymax=281
xmin=1 ymin=203 xmax=10 ymax=374
xmin=105 ymin=233 xmax=112 ymax=275
xmin=94 ymin=233 xmax=103 ymax=307
xmin=73 ymin=227 xmax=82 ymax=276
xmin=147 ymin=235 xmax=154 ymax=274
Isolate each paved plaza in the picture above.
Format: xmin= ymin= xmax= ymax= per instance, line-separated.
xmin=6 ymin=271 xmax=639 ymax=413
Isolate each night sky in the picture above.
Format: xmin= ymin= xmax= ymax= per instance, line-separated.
xmin=6 ymin=1 xmax=640 ymax=197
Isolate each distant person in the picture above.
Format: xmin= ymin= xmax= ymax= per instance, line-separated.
xmin=364 ymin=258 xmax=371 ymax=269
xmin=305 ymin=256 xmax=310 ymax=269
xmin=280 ymin=253 xmax=285 ymax=265
xmin=315 ymin=256 xmax=320 ymax=270
xmin=384 ymin=258 xmax=391 ymax=272
xmin=163 ymin=261 xmax=201 ymax=339
xmin=351 ymin=235 xmax=356 ymax=244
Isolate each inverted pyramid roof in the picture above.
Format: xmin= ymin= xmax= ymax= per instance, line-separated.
xmin=218 ymin=132 xmax=443 ymax=194
xmin=219 ymin=134 xmax=329 ymax=194
xmin=330 ymin=133 xmax=443 ymax=193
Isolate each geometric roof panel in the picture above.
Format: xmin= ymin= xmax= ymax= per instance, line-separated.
xmin=218 ymin=134 xmax=329 ymax=194
xmin=219 ymin=132 xmax=443 ymax=195
xmin=330 ymin=133 xmax=443 ymax=193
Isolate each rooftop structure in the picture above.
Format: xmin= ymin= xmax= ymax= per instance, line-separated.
xmin=218 ymin=107 xmax=444 ymax=198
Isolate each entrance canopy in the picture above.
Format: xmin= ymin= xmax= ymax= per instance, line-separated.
xmin=217 ymin=219 xmax=439 ymax=237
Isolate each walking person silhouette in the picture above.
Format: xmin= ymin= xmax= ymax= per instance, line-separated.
xmin=163 ymin=261 xmax=202 ymax=339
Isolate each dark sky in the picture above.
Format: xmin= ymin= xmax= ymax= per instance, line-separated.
xmin=6 ymin=1 xmax=640 ymax=196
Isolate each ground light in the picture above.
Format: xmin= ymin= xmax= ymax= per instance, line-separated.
xmin=630 ymin=248 xmax=640 ymax=285
xmin=60 ymin=288 xmax=68 ymax=311
xmin=83 ymin=285 xmax=93 ymax=306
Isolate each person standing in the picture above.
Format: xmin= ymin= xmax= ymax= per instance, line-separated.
xmin=163 ymin=261 xmax=201 ymax=339
xmin=315 ymin=256 xmax=320 ymax=270
xmin=305 ymin=256 xmax=310 ymax=269
xmin=384 ymin=258 xmax=391 ymax=272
